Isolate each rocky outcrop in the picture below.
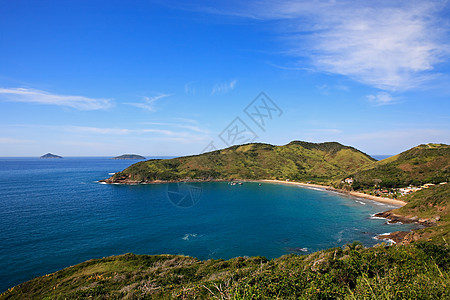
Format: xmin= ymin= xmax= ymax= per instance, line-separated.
xmin=374 ymin=210 xmax=436 ymax=226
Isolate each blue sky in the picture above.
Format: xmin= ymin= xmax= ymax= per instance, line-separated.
xmin=1 ymin=0 xmax=449 ymax=156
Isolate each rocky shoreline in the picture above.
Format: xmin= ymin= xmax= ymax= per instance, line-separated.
xmin=374 ymin=211 xmax=437 ymax=226
xmin=374 ymin=210 xmax=439 ymax=244
xmin=99 ymin=176 xmax=231 ymax=185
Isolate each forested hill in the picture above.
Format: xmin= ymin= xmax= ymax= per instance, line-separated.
xmin=349 ymin=143 xmax=449 ymax=190
xmin=103 ymin=141 xmax=375 ymax=184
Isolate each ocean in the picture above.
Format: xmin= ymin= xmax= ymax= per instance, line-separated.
xmin=0 ymin=157 xmax=417 ymax=292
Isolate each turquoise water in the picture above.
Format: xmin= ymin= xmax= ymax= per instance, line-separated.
xmin=0 ymin=157 xmax=417 ymax=292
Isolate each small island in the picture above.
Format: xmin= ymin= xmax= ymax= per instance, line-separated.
xmin=112 ymin=154 xmax=146 ymax=160
xmin=40 ymin=153 xmax=63 ymax=159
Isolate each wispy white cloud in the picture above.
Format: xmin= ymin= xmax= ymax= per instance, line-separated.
xmin=67 ymin=126 xmax=132 ymax=135
xmin=184 ymin=82 xmax=197 ymax=95
xmin=142 ymin=121 xmax=209 ymax=134
xmin=211 ymin=79 xmax=238 ymax=95
xmin=0 ymin=137 xmax=33 ymax=144
xmin=309 ymin=128 xmax=343 ymax=134
xmin=67 ymin=126 xmax=176 ymax=136
xmin=0 ymin=87 xmax=112 ymax=110
xmin=126 ymin=93 xmax=171 ymax=111
xmin=366 ymin=92 xmax=398 ymax=106
xmin=64 ymin=124 xmax=211 ymax=144
xmin=197 ymin=1 xmax=450 ymax=91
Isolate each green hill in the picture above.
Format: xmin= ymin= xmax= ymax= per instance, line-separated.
xmin=103 ymin=141 xmax=375 ymax=184
xmin=348 ymin=143 xmax=450 ymax=190
xmin=383 ymin=183 xmax=450 ymax=245
xmin=2 ymin=243 xmax=449 ymax=299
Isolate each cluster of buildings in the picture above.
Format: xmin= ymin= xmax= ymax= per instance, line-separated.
xmin=342 ymin=177 xmax=447 ymax=197
xmin=395 ymin=182 xmax=447 ymax=196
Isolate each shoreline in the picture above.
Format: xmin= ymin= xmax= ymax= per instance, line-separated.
xmin=258 ymin=179 xmax=407 ymax=207
xmin=101 ymin=177 xmax=407 ymax=207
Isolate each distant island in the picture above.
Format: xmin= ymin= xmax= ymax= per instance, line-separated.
xmin=40 ymin=153 xmax=62 ymax=159
xmin=112 ymin=154 xmax=146 ymax=160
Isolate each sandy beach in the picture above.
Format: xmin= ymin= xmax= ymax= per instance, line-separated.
xmin=259 ymin=179 xmax=407 ymax=207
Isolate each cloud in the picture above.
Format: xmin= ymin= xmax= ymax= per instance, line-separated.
xmin=67 ymin=126 xmax=132 ymax=135
xmin=309 ymin=129 xmax=343 ymax=134
xmin=184 ymin=82 xmax=197 ymax=95
xmin=126 ymin=93 xmax=171 ymax=111
xmin=142 ymin=121 xmax=209 ymax=134
xmin=0 ymin=137 xmax=33 ymax=144
xmin=66 ymin=126 xmax=177 ymax=136
xmin=0 ymin=87 xmax=112 ymax=110
xmin=195 ymin=1 xmax=450 ymax=91
xmin=65 ymin=124 xmax=209 ymax=141
xmin=211 ymin=79 xmax=238 ymax=95
xmin=366 ymin=92 xmax=397 ymax=106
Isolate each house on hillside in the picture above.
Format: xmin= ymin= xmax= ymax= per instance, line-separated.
xmin=344 ymin=177 xmax=354 ymax=184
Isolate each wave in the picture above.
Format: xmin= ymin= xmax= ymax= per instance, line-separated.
xmin=370 ymin=214 xmax=388 ymax=220
xmin=377 ymin=232 xmax=392 ymax=236
xmin=305 ymin=187 xmax=325 ymax=191
xmin=336 ymin=229 xmax=344 ymax=243
xmin=355 ymin=200 xmax=366 ymax=205
xmin=373 ymin=233 xmax=396 ymax=244
xmin=182 ymin=233 xmax=198 ymax=241
xmin=286 ymin=247 xmax=308 ymax=253
xmin=387 ymin=221 xmax=403 ymax=225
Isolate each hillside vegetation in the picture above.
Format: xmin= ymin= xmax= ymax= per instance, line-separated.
xmin=349 ymin=144 xmax=449 ymax=190
xmin=392 ymin=183 xmax=450 ymax=245
xmin=104 ymin=141 xmax=375 ymax=184
xmin=2 ymin=243 xmax=449 ymax=299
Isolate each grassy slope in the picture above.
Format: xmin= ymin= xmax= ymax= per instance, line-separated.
xmin=108 ymin=141 xmax=375 ymax=184
xmin=348 ymin=144 xmax=450 ymax=190
xmin=393 ymin=184 xmax=450 ymax=245
xmin=2 ymin=243 xmax=449 ymax=299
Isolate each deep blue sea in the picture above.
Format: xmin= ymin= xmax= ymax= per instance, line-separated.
xmin=0 ymin=157 xmax=416 ymax=292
